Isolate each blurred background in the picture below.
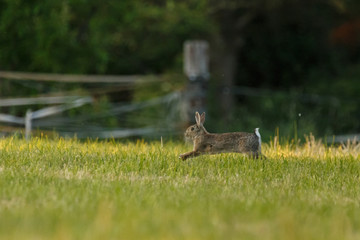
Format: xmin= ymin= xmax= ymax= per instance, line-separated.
xmin=0 ymin=0 xmax=359 ymax=142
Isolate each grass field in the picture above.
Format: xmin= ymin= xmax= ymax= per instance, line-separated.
xmin=0 ymin=136 xmax=359 ymax=240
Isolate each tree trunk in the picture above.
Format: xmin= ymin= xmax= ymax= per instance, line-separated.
xmin=212 ymin=42 xmax=238 ymax=122
xmin=210 ymin=6 xmax=257 ymax=122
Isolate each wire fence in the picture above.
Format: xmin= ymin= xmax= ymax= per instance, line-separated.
xmin=0 ymin=93 xmax=184 ymax=139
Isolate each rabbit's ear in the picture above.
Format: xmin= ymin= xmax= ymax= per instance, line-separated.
xmin=200 ymin=112 xmax=206 ymax=125
xmin=195 ymin=112 xmax=201 ymax=126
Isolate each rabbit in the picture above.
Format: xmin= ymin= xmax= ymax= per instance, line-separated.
xmin=179 ymin=112 xmax=264 ymax=160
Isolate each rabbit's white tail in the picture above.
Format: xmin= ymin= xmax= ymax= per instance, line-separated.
xmin=255 ymin=128 xmax=261 ymax=148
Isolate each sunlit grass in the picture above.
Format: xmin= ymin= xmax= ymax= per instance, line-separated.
xmin=0 ymin=136 xmax=359 ymax=240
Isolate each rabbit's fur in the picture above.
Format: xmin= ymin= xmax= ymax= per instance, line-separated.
xmin=179 ymin=112 xmax=264 ymax=160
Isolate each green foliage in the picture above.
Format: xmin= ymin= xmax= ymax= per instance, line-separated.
xmin=0 ymin=0 xmax=212 ymax=74
xmin=0 ymin=137 xmax=359 ymax=239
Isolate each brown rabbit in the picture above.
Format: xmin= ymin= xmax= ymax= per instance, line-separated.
xmin=179 ymin=112 xmax=264 ymax=160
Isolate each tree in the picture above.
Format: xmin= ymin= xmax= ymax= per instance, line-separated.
xmin=0 ymin=0 xmax=211 ymax=74
xmin=209 ymin=1 xmax=260 ymax=120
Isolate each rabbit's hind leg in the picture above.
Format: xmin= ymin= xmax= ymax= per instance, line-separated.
xmin=179 ymin=150 xmax=201 ymax=160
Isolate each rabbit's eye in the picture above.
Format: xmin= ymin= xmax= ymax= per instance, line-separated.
xmin=191 ymin=127 xmax=195 ymax=131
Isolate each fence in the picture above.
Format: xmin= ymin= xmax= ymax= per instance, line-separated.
xmin=0 ymin=73 xmax=186 ymax=139
xmin=0 ymin=71 xmax=148 ymax=84
xmin=0 ymin=96 xmax=93 ymax=139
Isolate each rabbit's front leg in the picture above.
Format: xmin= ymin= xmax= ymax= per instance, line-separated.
xmin=179 ymin=150 xmax=201 ymax=160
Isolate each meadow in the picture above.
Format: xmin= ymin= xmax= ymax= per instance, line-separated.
xmin=0 ymin=136 xmax=359 ymax=240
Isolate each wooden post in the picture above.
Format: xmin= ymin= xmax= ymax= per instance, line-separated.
xmin=183 ymin=40 xmax=209 ymax=123
xmin=25 ymin=109 xmax=32 ymax=140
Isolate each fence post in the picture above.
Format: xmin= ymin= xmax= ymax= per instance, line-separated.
xmin=25 ymin=109 xmax=32 ymax=140
xmin=183 ymin=40 xmax=209 ymax=123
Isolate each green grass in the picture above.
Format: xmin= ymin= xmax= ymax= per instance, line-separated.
xmin=0 ymin=136 xmax=359 ymax=240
